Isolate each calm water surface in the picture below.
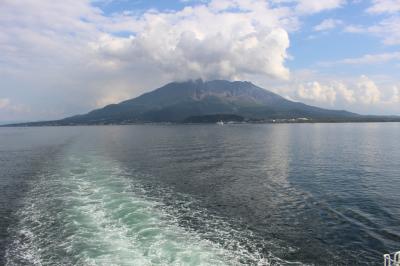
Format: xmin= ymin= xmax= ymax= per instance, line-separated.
xmin=0 ymin=123 xmax=399 ymax=265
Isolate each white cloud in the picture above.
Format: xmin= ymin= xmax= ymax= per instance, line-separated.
xmin=0 ymin=98 xmax=32 ymax=121
xmin=356 ymin=75 xmax=381 ymax=104
xmin=319 ymin=51 xmax=400 ymax=65
xmin=344 ymin=52 xmax=400 ymax=64
xmin=270 ymin=74 xmax=400 ymax=115
xmin=336 ymin=82 xmax=357 ymax=103
xmin=368 ymin=16 xmax=400 ymax=45
xmin=95 ymin=0 xmax=294 ymax=81
xmin=94 ymin=86 xmax=132 ymax=108
xmin=367 ymin=0 xmax=400 ymax=14
xmin=296 ymin=0 xmax=346 ymax=14
xmin=346 ymin=1 xmax=400 ymax=45
xmin=290 ymin=80 xmax=356 ymax=106
xmin=313 ymin=19 xmax=343 ymax=31
xmin=0 ymin=98 xmax=10 ymax=109
xmin=345 ymin=17 xmax=400 ymax=45
xmin=343 ymin=24 xmax=365 ymax=33
xmin=296 ymin=81 xmax=337 ymax=105
xmin=388 ymin=86 xmax=400 ymax=103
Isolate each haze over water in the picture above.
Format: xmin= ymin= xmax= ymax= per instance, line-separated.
xmin=1 ymin=123 xmax=400 ymax=265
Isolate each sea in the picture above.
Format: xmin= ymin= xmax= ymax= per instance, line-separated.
xmin=0 ymin=123 xmax=399 ymax=265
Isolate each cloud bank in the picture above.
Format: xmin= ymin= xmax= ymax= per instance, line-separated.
xmin=273 ymin=74 xmax=400 ymax=114
xmin=94 ymin=2 xmax=292 ymax=81
xmin=0 ymin=0 xmax=297 ymax=120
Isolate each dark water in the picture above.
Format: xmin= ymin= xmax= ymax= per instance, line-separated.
xmin=1 ymin=124 xmax=399 ymax=265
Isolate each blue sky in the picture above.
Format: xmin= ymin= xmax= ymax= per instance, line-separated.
xmin=0 ymin=0 xmax=399 ymax=121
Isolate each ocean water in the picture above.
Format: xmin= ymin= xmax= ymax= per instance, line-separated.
xmin=0 ymin=123 xmax=399 ymax=265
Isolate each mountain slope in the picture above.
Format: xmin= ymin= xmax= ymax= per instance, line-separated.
xmin=59 ymin=79 xmax=358 ymax=124
xmin=7 ymin=79 xmax=400 ymax=126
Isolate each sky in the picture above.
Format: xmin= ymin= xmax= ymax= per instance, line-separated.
xmin=0 ymin=0 xmax=400 ymax=122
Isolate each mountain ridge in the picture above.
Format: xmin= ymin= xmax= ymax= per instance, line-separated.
xmin=64 ymin=79 xmax=358 ymax=123
xmin=3 ymin=79 xmax=400 ymax=126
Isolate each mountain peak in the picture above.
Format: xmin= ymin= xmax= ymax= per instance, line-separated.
xmin=7 ymin=79 xmax=370 ymax=126
xmin=55 ymin=79 xmax=358 ymax=124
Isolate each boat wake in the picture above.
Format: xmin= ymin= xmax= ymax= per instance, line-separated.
xmin=5 ymin=147 xmax=297 ymax=265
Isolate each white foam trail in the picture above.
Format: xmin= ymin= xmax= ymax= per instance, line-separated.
xmin=6 ymin=151 xmax=277 ymax=265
